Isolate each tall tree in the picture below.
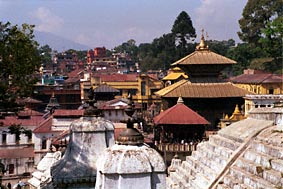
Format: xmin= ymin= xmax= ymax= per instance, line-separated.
xmin=0 ymin=22 xmax=41 ymax=112
xmin=171 ymin=11 xmax=196 ymax=57
xmin=238 ymin=0 xmax=282 ymax=50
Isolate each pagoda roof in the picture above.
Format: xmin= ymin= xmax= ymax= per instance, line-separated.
xmin=153 ymin=100 xmax=209 ymax=125
xmin=171 ymin=49 xmax=236 ymax=66
xmin=155 ymin=79 xmax=254 ymax=98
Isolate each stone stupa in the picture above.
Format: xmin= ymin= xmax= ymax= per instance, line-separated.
xmin=95 ymin=94 xmax=166 ymax=189
xmin=47 ymin=90 xmax=115 ymax=189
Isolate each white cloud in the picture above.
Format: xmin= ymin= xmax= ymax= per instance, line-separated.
xmin=32 ymin=7 xmax=64 ymax=33
xmin=194 ymin=0 xmax=247 ymax=42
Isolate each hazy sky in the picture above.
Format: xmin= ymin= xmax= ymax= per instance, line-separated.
xmin=0 ymin=0 xmax=248 ymax=49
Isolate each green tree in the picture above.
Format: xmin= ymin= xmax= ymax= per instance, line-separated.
xmin=38 ymin=44 xmax=52 ymax=66
xmin=0 ymin=22 xmax=41 ymax=112
xmin=226 ymin=43 xmax=262 ymax=75
xmin=171 ymin=11 xmax=196 ymax=57
xmin=238 ymin=0 xmax=282 ymax=50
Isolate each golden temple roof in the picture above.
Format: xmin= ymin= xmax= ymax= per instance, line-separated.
xmin=171 ymin=31 xmax=236 ymax=66
xmin=155 ymin=80 xmax=254 ymax=98
xmin=162 ymin=72 xmax=188 ymax=81
xmin=171 ymin=50 xmax=236 ymax=66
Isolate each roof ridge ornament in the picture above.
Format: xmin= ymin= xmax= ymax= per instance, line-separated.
xmin=196 ymin=29 xmax=209 ymax=50
xmin=177 ymin=96 xmax=184 ymax=104
xmin=117 ymin=93 xmax=144 ymax=145
xmin=83 ymin=88 xmax=102 ymax=117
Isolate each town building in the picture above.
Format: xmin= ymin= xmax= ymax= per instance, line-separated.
xmin=33 ymin=109 xmax=84 ymax=165
xmin=229 ymin=69 xmax=283 ymax=95
xmin=0 ymin=108 xmax=45 ymax=185
xmin=86 ymin=73 xmax=164 ymax=112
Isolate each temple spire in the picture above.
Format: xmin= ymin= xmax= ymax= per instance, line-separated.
xmin=196 ymin=29 xmax=209 ymax=50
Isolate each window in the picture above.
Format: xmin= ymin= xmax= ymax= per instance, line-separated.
xmin=2 ymin=132 xmax=7 ymax=144
xmin=268 ymin=89 xmax=274 ymax=94
xmin=128 ymin=89 xmax=137 ymax=95
xmin=141 ymin=81 xmax=146 ymax=96
xmin=42 ymin=139 xmax=47 ymax=150
xmin=8 ymin=164 xmax=14 ymax=174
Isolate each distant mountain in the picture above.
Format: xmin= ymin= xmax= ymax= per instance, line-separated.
xmin=34 ymin=31 xmax=91 ymax=52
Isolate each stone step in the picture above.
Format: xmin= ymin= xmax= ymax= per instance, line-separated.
xmin=209 ymin=134 xmax=241 ymax=151
xmin=270 ymin=159 xmax=283 ymax=172
xmin=197 ymin=141 xmax=234 ymax=159
xmin=175 ymin=165 xmax=191 ymax=183
xmin=235 ymin=156 xmax=283 ymax=185
xmin=229 ymin=166 xmax=275 ymax=189
xmin=184 ymin=155 xmax=217 ymax=181
xmin=218 ymin=132 xmax=244 ymax=143
xmin=221 ymin=174 xmax=253 ymax=189
xmin=243 ymin=148 xmax=273 ymax=168
xmin=166 ymin=171 xmax=187 ymax=189
xmin=216 ymin=183 xmax=231 ymax=189
xmin=192 ymin=146 xmax=228 ymax=167
xmin=182 ymin=161 xmax=211 ymax=189
xmin=251 ymin=140 xmax=283 ymax=159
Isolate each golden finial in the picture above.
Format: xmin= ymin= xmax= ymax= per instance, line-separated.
xmin=196 ymin=29 xmax=208 ymax=50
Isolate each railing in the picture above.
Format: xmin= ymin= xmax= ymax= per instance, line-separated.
xmin=156 ymin=143 xmax=198 ymax=153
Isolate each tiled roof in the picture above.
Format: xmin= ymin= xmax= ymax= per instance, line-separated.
xmin=33 ymin=116 xmax=53 ymax=133
xmin=230 ymin=74 xmax=283 ymax=84
xmin=93 ymin=84 xmax=119 ymax=93
xmin=153 ymin=102 xmax=209 ymax=125
xmin=0 ymin=147 xmax=34 ymax=158
xmin=171 ymin=49 xmax=236 ymax=66
xmin=17 ymin=108 xmax=44 ymax=116
xmin=96 ymin=73 xmax=138 ymax=82
xmin=52 ymin=109 xmax=84 ymax=117
xmin=156 ymin=80 xmax=254 ymax=98
xmin=0 ymin=116 xmax=44 ymax=127
xmin=67 ymin=68 xmax=84 ymax=78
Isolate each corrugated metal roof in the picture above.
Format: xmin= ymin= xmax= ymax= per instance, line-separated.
xmin=171 ymin=49 xmax=236 ymax=66
xmin=156 ymin=80 xmax=254 ymax=98
xmin=153 ymin=103 xmax=209 ymax=125
xmin=230 ymin=74 xmax=283 ymax=84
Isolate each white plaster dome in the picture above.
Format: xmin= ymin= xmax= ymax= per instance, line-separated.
xmin=97 ymin=144 xmax=166 ymax=174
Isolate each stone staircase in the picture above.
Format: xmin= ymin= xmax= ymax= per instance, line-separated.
xmin=216 ymin=127 xmax=283 ymax=189
xmin=166 ymin=118 xmax=278 ymax=189
xmin=167 ymin=131 xmax=242 ymax=189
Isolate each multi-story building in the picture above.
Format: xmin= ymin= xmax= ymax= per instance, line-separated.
xmin=89 ymin=73 xmax=164 ymax=111
xmin=229 ymin=69 xmax=283 ymax=95
xmin=0 ymin=108 xmax=45 ymax=184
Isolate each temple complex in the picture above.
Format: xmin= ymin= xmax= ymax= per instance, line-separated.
xmin=156 ymin=32 xmax=253 ymax=129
